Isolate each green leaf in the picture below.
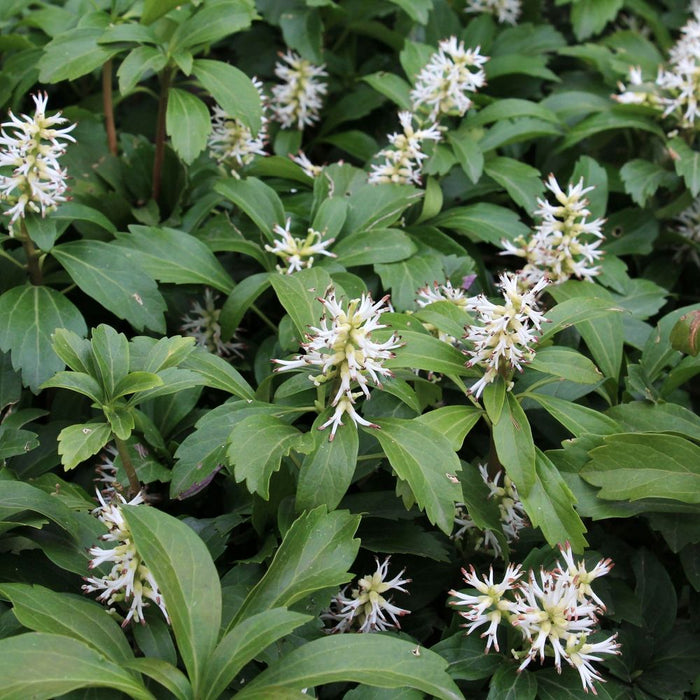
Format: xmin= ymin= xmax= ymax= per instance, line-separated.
xmin=231 ymin=507 xmax=360 ymax=628
xmin=297 ymin=416 xmax=358 ymax=511
xmin=484 ymin=157 xmax=543 ymax=213
xmin=670 ymin=137 xmax=700 ymax=196
xmin=123 ymin=505 xmax=222 ymax=695
xmin=0 ymin=632 xmax=152 ymax=699
xmin=270 ymin=267 xmax=333 ymax=340
xmin=523 ymin=449 xmax=588 ymax=551
xmin=104 ymin=404 xmax=135 ymax=440
xmin=527 ymin=393 xmax=620 ymax=437
xmin=582 ymin=433 xmax=700 ymax=502
xmin=140 ymin=335 xmax=197 ymax=373
xmin=362 ymin=72 xmax=412 ymax=110
xmin=113 ymin=371 xmax=164 ymax=399
xmin=333 ymin=229 xmax=417 ymax=267
xmin=227 ymin=415 xmax=306 ymax=499
xmin=485 ymin=55 xmax=559 ymax=82
xmin=415 ymin=405 xmax=482 ymax=451
xmin=487 ymin=665 xmax=537 ymax=700
xmin=122 ymin=658 xmax=192 ymax=700
xmin=0 ymin=583 xmax=133 ymax=664
xmin=141 ymin=0 xmax=180 ymax=24
xmin=115 ymin=226 xmax=233 ymax=293
xmin=433 ymin=203 xmax=530 ymax=245
xmin=528 ymin=347 xmax=603 ymax=384
xmin=343 ymin=183 xmax=423 ymax=235
xmin=482 ymin=376 xmax=507 ymax=424
xmin=91 ymin=324 xmax=129 ymax=399
xmin=117 ymin=46 xmax=168 ymax=95
xmin=215 ymin=177 xmax=285 ymax=240
xmin=558 ymin=109 xmax=664 ymax=151
xmin=40 ymin=371 xmax=104 ymax=403
xmin=570 ymin=0 xmax=623 ymax=40
xmin=182 ymin=348 xmax=255 ymax=401
xmin=237 ymin=635 xmax=462 ymax=700
xmin=620 ymin=158 xmax=675 ymax=206
xmin=538 ymin=296 xmax=625 ymax=343
xmin=478 ymin=118 xmax=563 ymax=151
xmin=371 ymin=417 xmax=461 ymax=534
xmin=449 ymin=131 xmax=484 ymax=184
xmin=57 ymin=422 xmax=112 ymax=470
xmin=50 ymin=328 xmax=93 ymax=375
xmin=52 ymin=241 xmax=166 ymax=333
xmin=166 ymin=88 xmax=211 ymax=164
xmin=375 ymin=254 xmax=444 ymax=311
xmin=469 ymin=98 xmax=560 ymax=127
xmin=492 ymin=392 xmax=536 ymax=495
xmin=606 ymin=401 xmax=700 ymax=440
xmin=387 ymin=330 xmax=471 ymax=377
xmin=548 ymin=283 xmax=624 ymax=381
xmin=431 ymin=632 xmax=501 ymax=682
xmin=220 ymin=273 xmax=272 ymax=337
xmin=202 ymin=609 xmax=311 ymax=700
xmin=192 ymin=59 xmax=262 ymax=133
xmin=171 ymin=0 xmax=257 ymax=50
xmin=0 ymin=285 xmax=86 ymax=393
xmin=39 ymin=26 xmax=120 ymax=82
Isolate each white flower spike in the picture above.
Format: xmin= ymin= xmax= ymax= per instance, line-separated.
xmin=464 ymin=0 xmax=522 ymax=25
xmin=271 ymin=51 xmax=328 ymax=130
xmin=264 ymin=218 xmax=336 ymax=274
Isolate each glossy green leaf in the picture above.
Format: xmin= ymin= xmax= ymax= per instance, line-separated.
xmin=558 ymin=109 xmax=664 ymax=151
xmin=620 ymin=158 xmax=675 ymax=206
xmin=215 ymin=177 xmax=285 ymax=240
xmin=237 ymin=635 xmax=462 ymax=700
xmin=52 ymin=241 xmax=166 ymax=333
xmin=487 ymin=665 xmax=537 ymax=700
xmin=117 ymin=46 xmax=168 ymax=95
xmin=0 ymin=633 xmax=152 ymax=699
xmin=670 ymin=137 xmax=700 ymax=196
xmin=91 ymin=324 xmax=129 ymax=398
xmin=57 ymin=422 xmax=112 ymax=470
xmin=528 ymin=347 xmax=604 ymax=384
xmin=333 ymin=229 xmax=417 ymax=267
xmin=113 ymin=371 xmax=163 ymax=399
xmin=172 ymin=0 xmax=257 ymax=50
xmin=166 ymin=88 xmax=210 ymax=164
xmin=202 ymin=609 xmax=311 ymax=700
xmin=231 ymin=507 xmax=360 ymax=628
xmin=371 ymin=417 xmax=462 ymax=534
xmin=220 ymin=273 xmax=272 ymax=338
xmin=141 ymin=0 xmax=180 ymax=24
xmin=570 ymin=0 xmax=623 ymax=40
xmin=40 ymin=371 xmax=103 ymax=403
xmin=449 ymin=131 xmax=484 ymax=184
xmin=433 ymin=203 xmax=530 ymax=245
xmin=375 ymin=254 xmax=443 ymax=311
xmin=227 ymin=415 xmax=306 ymax=499
xmin=387 ymin=330 xmax=470 ymax=377
xmin=527 ymin=393 xmax=620 ymax=437
xmin=343 ymin=184 xmax=422 ymax=235
xmin=192 ymin=59 xmax=262 ymax=133
xmin=0 ymin=285 xmax=86 ymax=393
xmin=582 ymin=433 xmax=700 ymax=502
xmin=484 ymin=157 xmax=543 ymax=213
xmin=123 ymin=505 xmax=222 ymax=695
xmin=492 ymin=392 xmax=536 ymax=495
xmin=416 ymin=405 xmax=482 ymax=451
xmin=182 ymin=348 xmax=255 ymax=401
xmin=115 ymin=226 xmax=233 ymax=294
xmin=605 ymin=401 xmax=700 ymax=440
xmin=362 ymin=71 xmax=412 ymax=110
xmin=297 ymin=416 xmax=358 ymax=511
xmin=538 ymin=297 xmax=625 ymax=343
xmin=0 ymin=583 xmax=133 ymax=664
xmin=0 ymin=480 xmax=82 ymax=535
xmin=122 ymin=658 xmax=192 ymax=700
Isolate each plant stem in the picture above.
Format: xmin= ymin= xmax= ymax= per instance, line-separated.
xmin=19 ymin=219 xmax=42 ymax=285
xmin=151 ymin=66 xmax=173 ymax=203
xmin=114 ymin=435 xmax=141 ymax=496
xmin=102 ymin=59 xmax=118 ymax=156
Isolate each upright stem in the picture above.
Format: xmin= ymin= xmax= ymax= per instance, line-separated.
xmin=151 ymin=66 xmax=173 ymax=202
xmin=102 ymin=59 xmax=118 ymax=156
xmin=114 ymin=435 xmax=141 ymax=497
xmin=19 ymin=219 xmax=42 ymax=285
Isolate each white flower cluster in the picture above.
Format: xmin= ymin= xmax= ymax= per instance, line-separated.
xmin=274 ymin=288 xmax=401 ymax=439
xmin=464 ymin=272 xmax=548 ymax=398
xmin=416 ymin=279 xmax=470 ymax=309
xmin=368 ymin=111 xmax=442 ymax=185
xmin=264 ymin=218 xmax=336 ymax=274
xmin=464 ymin=0 xmax=522 ymax=26
xmin=454 ymin=464 xmax=528 ymax=557
xmin=410 ymin=37 xmax=489 ymax=120
xmin=180 ymin=288 xmax=244 ymax=358
xmin=322 ymin=557 xmax=411 ymax=633
xmin=82 ymin=490 xmax=170 ymax=627
xmin=270 ymin=50 xmax=328 ymax=130
xmin=613 ymin=66 xmax=662 ymax=109
xmin=208 ymin=77 xmax=268 ymax=173
xmin=450 ymin=545 xmax=619 ymax=694
xmin=0 ymin=92 xmax=75 ymax=229
xmin=290 ymin=150 xmax=323 ymax=178
xmin=502 ymin=175 xmax=606 ymax=287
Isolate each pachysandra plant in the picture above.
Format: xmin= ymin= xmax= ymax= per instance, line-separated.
xmin=2 ymin=1 xmax=700 ymax=698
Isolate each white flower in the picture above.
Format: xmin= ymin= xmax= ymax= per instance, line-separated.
xmin=82 ymin=490 xmax=169 ymax=627
xmin=410 ymin=37 xmax=488 ymax=120
xmin=416 ymin=279 xmax=470 ymax=308
xmin=565 ymin=633 xmax=621 ymax=694
xmin=180 ymin=288 xmax=244 ymax=358
xmin=464 ymin=272 xmax=548 ymax=398
xmin=208 ymin=77 xmax=267 ymax=172
xmin=368 ymin=111 xmax=442 ymax=185
xmin=94 ymin=446 xmax=120 ymax=499
xmin=290 ymin=150 xmax=323 ymax=178
xmin=0 ymin=92 xmax=76 ymax=228
xmin=464 ymin=0 xmax=521 ymax=25
xmin=449 ymin=563 xmax=522 ymax=652
xmin=613 ymin=66 xmax=662 ymax=107
xmin=270 ymin=51 xmax=328 ymax=130
xmin=323 ymin=557 xmax=411 ymax=633
xmin=502 ymin=175 xmax=605 ymax=287
xmin=556 ymin=542 xmax=613 ymax=609
xmin=274 ymin=288 xmax=401 ymax=439
xmin=264 ymin=218 xmax=336 ymax=274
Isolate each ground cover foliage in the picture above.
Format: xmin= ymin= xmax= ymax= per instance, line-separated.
xmin=0 ymin=0 xmax=699 ymax=697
